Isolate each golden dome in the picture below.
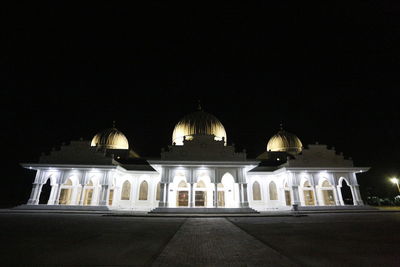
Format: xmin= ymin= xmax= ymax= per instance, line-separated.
xmin=267 ymin=128 xmax=302 ymax=155
xmin=172 ymin=108 xmax=227 ymax=145
xmin=91 ymin=127 xmax=129 ymax=150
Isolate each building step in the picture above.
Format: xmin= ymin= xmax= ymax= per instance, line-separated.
xmin=13 ymin=204 xmax=110 ymax=211
xmin=149 ymin=207 xmax=259 ymax=214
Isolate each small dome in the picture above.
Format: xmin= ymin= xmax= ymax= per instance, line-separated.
xmin=267 ymin=128 xmax=302 ymax=155
xmin=91 ymin=127 xmax=129 ymax=150
xmin=172 ymin=107 xmax=227 ymax=146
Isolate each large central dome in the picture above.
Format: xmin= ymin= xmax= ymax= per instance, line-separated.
xmin=91 ymin=127 xmax=129 ymax=150
xmin=172 ymin=108 xmax=227 ymax=146
xmin=267 ymin=127 xmax=302 ymax=155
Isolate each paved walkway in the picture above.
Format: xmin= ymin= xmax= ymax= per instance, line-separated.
xmin=152 ymin=218 xmax=297 ymax=266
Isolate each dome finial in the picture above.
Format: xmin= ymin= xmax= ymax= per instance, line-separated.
xmin=197 ymin=100 xmax=202 ymax=111
xmin=279 ymin=121 xmax=284 ymax=131
xmin=112 ymin=120 xmax=116 ymax=128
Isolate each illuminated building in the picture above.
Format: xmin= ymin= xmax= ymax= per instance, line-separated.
xmin=22 ymin=106 xmax=368 ymax=211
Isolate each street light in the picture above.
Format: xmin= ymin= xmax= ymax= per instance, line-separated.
xmin=390 ymin=177 xmax=400 ymax=193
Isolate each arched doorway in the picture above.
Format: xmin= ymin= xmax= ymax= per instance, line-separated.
xmin=302 ymin=180 xmax=315 ymax=206
xmin=59 ymin=179 xmax=73 ymax=205
xmin=320 ymin=180 xmax=335 ymax=205
xmin=195 ymin=180 xmax=207 ymax=207
xmin=340 ymin=178 xmax=353 ymax=205
xmin=221 ymin=173 xmax=235 ymax=207
xmin=177 ymin=180 xmax=189 ymax=207
xmin=39 ymin=178 xmax=51 ymax=204
xmin=83 ymin=180 xmax=95 ymax=205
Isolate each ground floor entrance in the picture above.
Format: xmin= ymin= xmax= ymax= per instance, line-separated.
xmin=195 ymin=191 xmax=206 ymax=206
xmin=177 ymin=191 xmax=189 ymax=207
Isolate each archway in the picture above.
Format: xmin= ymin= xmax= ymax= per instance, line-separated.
xmin=302 ymin=180 xmax=315 ymax=206
xmin=320 ymin=180 xmax=335 ymax=205
xmin=340 ymin=178 xmax=353 ymax=205
xmin=177 ymin=180 xmax=189 ymax=207
xmin=252 ymin=181 xmax=261 ymax=201
xmin=59 ymin=178 xmax=73 ymax=205
xmin=121 ymin=180 xmax=131 ymax=200
xmin=139 ymin=181 xmax=148 ymax=200
xmin=83 ymin=180 xmax=94 ymax=205
xmin=221 ymin=173 xmax=235 ymax=207
xmin=195 ymin=180 xmax=207 ymax=207
xmin=269 ymin=181 xmax=278 ymax=200
xmin=39 ymin=178 xmax=51 ymax=204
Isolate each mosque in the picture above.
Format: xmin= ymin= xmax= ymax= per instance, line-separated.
xmin=22 ymin=106 xmax=368 ymax=212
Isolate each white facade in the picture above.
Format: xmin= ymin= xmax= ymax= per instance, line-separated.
xmin=22 ymin=111 xmax=368 ymax=212
xmin=23 ymin=145 xmax=367 ymax=212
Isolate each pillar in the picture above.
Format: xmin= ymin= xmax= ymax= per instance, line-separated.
xmin=79 ymin=185 xmax=85 ymax=205
xmin=332 ymin=187 xmax=341 ymax=205
xmin=314 ymin=186 xmax=321 ymax=206
xmin=27 ymin=183 xmax=41 ymax=205
xmin=353 ymin=185 xmax=364 ymax=205
xmin=242 ymin=183 xmax=249 ymax=207
xmin=238 ymin=183 xmax=243 ymax=207
xmin=291 ymin=186 xmax=301 ymax=205
xmin=336 ymin=186 xmax=345 ymax=205
xmin=165 ymin=183 xmax=170 ymax=207
xmin=190 ymin=183 xmax=194 ymax=207
xmin=158 ymin=183 xmax=165 ymax=207
xmin=349 ymin=185 xmax=357 ymax=206
xmin=47 ymin=184 xmax=59 ymax=205
xmin=214 ymin=183 xmax=218 ymax=208
xmin=54 ymin=183 xmax=62 ymax=205
xmin=99 ymin=184 xmax=109 ymax=206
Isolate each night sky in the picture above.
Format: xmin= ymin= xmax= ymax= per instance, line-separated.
xmin=2 ymin=2 xmax=400 ymax=206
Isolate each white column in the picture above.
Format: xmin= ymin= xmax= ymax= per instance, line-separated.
xmin=291 ymin=186 xmax=301 ymax=205
xmin=314 ymin=186 xmax=321 ymax=206
xmin=190 ymin=183 xmax=194 ymax=207
xmin=242 ymin=183 xmax=249 ymax=207
xmin=159 ymin=183 xmax=165 ymax=207
xmin=353 ymin=185 xmax=364 ymax=205
xmin=27 ymin=183 xmax=41 ymax=205
xmin=54 ymin=185 xmax=62 ymax=205
xmin=349 ymin=185 xmax=357 ymax=206
xmin=214 ymin=183 xmax=218 ymax=208
xmin=70 ymin=187 xmax=79 ymax=205
xmin=332 ymin=187 xmax=341 ymax=205
xmin=165 ymin=183 xmax=170 ymax=207
xmin=47 ymin=184 xmax=58 ymax=205
xmin=337 ymin=186 xmax=345 ymax=205
xmin=79 ymin=185 xmax=86 ymax=205
xmin=238 ymin=183 xmax=243 ymax=207
xmin=99 ymin=184 xmax=109 ymax=206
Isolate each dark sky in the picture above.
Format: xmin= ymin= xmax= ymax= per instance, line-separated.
xmin=2 ymin=2 xmax=400 ymax=206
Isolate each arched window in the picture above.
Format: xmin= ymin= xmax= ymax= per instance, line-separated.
xmin=156 ymin=182 xmax=161 ymax=201
xmin=252 ymin=181 xmax=261 ymax=200
xmin=197 ymin=180 xmax=206 ymax=188
xmin=83 ymin=179 xmax=94 ymax=205
xmin=322 ymin=180 xmax=331 ymax=187
xmin=269 ymin=181 xmax=278 ymax=200
xmin=59 ymin=178 xmax=74 ymax=205
xmin=178 ymin=180 xmax=187 ymax=188
xmin=121 ymin=180 xmax=131 ymax=200
xmin=139 ymin=181 xmax=148 ymax=200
